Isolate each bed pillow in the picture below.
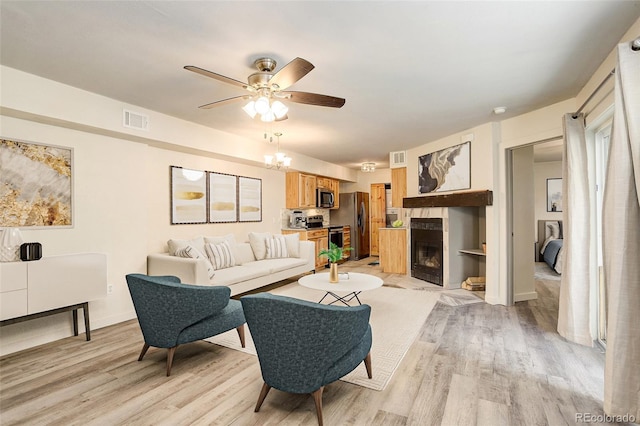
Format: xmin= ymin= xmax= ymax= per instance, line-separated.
xmin=248 ymin=232 xmax=271 ymax=260
xmin=265 ymin=235 xmax=289 ymax=259
xmin=205 ymin=240 xmax=236 ymax=270
xmin=174 ymin=245 xmax=215 ymax=279
xmin=546 ymin=221 xmax=560 ymax=239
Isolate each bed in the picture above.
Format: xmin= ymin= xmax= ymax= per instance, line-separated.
xmin=537 ymin=220 xmax=563 ymax=274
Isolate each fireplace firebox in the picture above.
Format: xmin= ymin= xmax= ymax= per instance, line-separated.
xmin=411 ymin=218 xmax=443 ymax=286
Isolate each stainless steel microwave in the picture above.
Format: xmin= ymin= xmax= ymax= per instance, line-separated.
xmin=316 ymin=187 xmax=335 ymax=208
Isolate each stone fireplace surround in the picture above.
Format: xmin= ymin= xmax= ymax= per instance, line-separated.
xmin=402 ymin=191 xmax=491 ymax=289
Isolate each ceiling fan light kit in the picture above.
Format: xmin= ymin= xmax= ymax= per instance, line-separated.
xmin=185 ymin=56 xmax=345 ymax=124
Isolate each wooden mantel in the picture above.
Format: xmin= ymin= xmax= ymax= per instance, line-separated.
xmin=403 ymin=190 xmax=493 ymax=208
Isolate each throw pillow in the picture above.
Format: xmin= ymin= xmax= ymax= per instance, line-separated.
xmin=174 ymin=244 xmax=215 ymax=279
xmin=205 ymin=240 xmax=236 ymax=270
xmin=265 ymin=235 xmax=289 ymax=259
xmin=274 ymin=233 xmax=300 ymax=258
xmin=167 ymin=236 xmax=205 ymax=256
xmin=248 ymin=232 xmax=271 ymax=260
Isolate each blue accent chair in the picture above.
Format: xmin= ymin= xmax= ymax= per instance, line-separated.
xmin=125 ymin=273 xmax=246 ymax=376
xmin=240 ymin=293 xmax=372 ymax=426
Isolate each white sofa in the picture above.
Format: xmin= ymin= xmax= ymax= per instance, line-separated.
xmin=147 ymin=234 xmax=315 ymax=296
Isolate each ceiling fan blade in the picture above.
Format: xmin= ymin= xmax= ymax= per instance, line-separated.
xmin=198 ymin=96 xmax=249 ymax=109
xmin=268 ymin=57 xmax=315 ymax=90
xmin=185 ymin=65 xmax=249 ymax=90
xmin=282 ymin=91 xmax=346 ymax=108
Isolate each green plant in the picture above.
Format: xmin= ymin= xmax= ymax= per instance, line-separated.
xmin=318 ymin=242 xmax=353 ymax=263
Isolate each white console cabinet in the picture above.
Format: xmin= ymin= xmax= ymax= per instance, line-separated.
xmin=0 ymin=253 xmax=107 ymax=340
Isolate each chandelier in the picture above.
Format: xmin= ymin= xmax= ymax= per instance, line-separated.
xmin=361 ymin=162 xmax=376 ymax=172
xmin=264 ymin=132 xmax=291 ymax=170
xmin=242 ymin=89 xmax=289 ymax=123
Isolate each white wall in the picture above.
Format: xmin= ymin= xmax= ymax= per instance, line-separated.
xmin=512 ymin=146 xmax=536 ymax=302
xmin=0 ymin=67 xmax=328 ymax=355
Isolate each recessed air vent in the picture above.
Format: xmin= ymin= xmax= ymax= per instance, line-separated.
xmin=389 ymin=150 xmax=407 ymax=168
xmin=123 ymin=109 xmax=150 ymax=131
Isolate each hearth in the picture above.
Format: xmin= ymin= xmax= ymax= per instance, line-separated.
xmin=411 ymin=218 xmax=443 ymax=286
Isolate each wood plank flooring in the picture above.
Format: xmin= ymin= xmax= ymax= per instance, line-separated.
xmin=0 ymin=259 xmax=623 ymax=425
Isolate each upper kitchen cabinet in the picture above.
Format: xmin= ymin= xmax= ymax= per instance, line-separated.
xmin=286 ymin=172 xmax=317 ymax=208
xmin=391 ymin=167 xmax=407 ymax=208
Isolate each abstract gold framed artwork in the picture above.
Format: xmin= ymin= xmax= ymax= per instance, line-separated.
xmin=0 ymin=138 xmax=73 ymax=227
xmin=208 ymin=172 xmax=237 ymax=223
xmin=238 ymin=176 xmax=262 ymax=222
xmin=170 ymin=166 xmax=207 ymax=224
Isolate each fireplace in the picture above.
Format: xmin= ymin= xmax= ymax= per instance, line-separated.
xmin=411 ymin=218 xmax=443 ymax=286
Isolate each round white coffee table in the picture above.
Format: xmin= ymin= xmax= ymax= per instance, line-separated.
xmin=298 ymin=272 xmax=383 ymax=306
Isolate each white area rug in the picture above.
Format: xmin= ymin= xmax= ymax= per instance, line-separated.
xmin=206 ymin=283 xmax=440 ymax=391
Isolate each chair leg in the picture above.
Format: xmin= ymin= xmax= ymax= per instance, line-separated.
xmin=166 ymin=346 xmax=177 ymax=377
xmin=364 ymin=352 xmax=373 ymax=379
xmin=255 ymin=382 xmax=271 ymax=412
xmin=311 ymin=387 xmax=324 ymax=426
xmin=138 ymin=343 xmax=150 ymax=361
xmin=237 ymin=324 xmax=246 ymax=348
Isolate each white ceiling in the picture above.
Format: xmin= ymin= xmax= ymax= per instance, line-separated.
xmin=1 ymin=1 xmax=638 ymax=170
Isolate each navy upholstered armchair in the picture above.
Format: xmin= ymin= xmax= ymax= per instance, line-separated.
xmin=125 ymin=273 xmax=246 ymax=376
xmin=240 ymin=293 xmax=372 ymax=426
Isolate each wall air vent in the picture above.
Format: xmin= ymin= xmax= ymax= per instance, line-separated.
xmin=389 ymin=150 xmax=407 ymax=168
xmin=123 ymin=109 xmax=150 ymax=131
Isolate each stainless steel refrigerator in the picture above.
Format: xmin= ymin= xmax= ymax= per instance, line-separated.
xmin=331 ymin=192 xmax=370 ymax=260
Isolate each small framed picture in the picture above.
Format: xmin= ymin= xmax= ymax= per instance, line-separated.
xmin=546 ymin=178 xmax=563 ymax=212
xmin=238 ymin=176 xmax=262 ymax=222
xmin=208 ymin=172 xmax=237 ymax=223
xmin=170 ymin=166 xmax=207 ymax=224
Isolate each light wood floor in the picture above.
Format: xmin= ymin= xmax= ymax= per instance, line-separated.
xmin=0 ymin=259 xmax=619 ymax=425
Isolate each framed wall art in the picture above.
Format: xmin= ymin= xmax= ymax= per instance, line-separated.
xmin=546 ymin=178 xmax=563 ymax=212
xmin=0 ymin=138 xmax=73 ymax=227
xmin=418 ymin=141 xmax=471 ymax=193
xmin=170 ymin=166 xmax=207 ymax=224
xmin=208 ymin=171 xmax=237 ymax=223
xmin=238 ymin=176 xmax=262 ymax=222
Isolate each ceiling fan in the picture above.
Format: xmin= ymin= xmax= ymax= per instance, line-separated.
xmin=184 ymin=57 xmax=345 ymax=122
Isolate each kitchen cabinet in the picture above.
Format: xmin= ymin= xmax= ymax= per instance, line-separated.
xmin=282 ymin=228 xmax=329 ymax=271
xmin=379 ymin=228 xmax=407 ymax=274
xmin=370 ymin=183 xmax=386 ymax=256
xmin=286 ymin=172 xmax=317 ymax=209
xmin=391 ymin=167 xmax=407 ymax=208
xmin=343 ymin=226 xmax=351 ymax=260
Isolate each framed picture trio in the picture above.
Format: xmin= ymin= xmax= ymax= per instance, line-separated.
xmin=170 ymin=166 xmax=262 ymax=224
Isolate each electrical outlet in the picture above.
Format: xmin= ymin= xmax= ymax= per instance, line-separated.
xmin=107 ymin=284 xmax=113 ymax=294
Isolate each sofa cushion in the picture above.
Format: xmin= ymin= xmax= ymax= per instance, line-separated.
xmin=175 ymin=245 xmax=215 ymax=279
xmin=167 ymin=236 xmax=205 ymax=256
xmin=205 ymin=240 xmax=236 ymax=270
xmin=211 ymin=264 xmax=269 ymax=286
xmin=265 ymin=235 xmax=288 ymax=259
xmin=243 ymin=257 xmax=309 ymax=274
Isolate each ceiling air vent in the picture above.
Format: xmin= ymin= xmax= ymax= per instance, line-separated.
xmin=123 ymin=109 xmax=150 ymax=131
xmin=389 ymin=150 xmax=407 ymax=168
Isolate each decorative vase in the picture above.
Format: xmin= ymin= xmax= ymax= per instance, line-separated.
xmin=0 ymin=227 xmax=24 ymax=262
xmin=329 ymin=262 xmax=339 ymax=283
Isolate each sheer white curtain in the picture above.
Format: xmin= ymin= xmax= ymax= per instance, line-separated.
xmin=557 ymin=113 xmax=593 ymax=346
xmin=603 ymin=41 xmax=640 ymax=419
